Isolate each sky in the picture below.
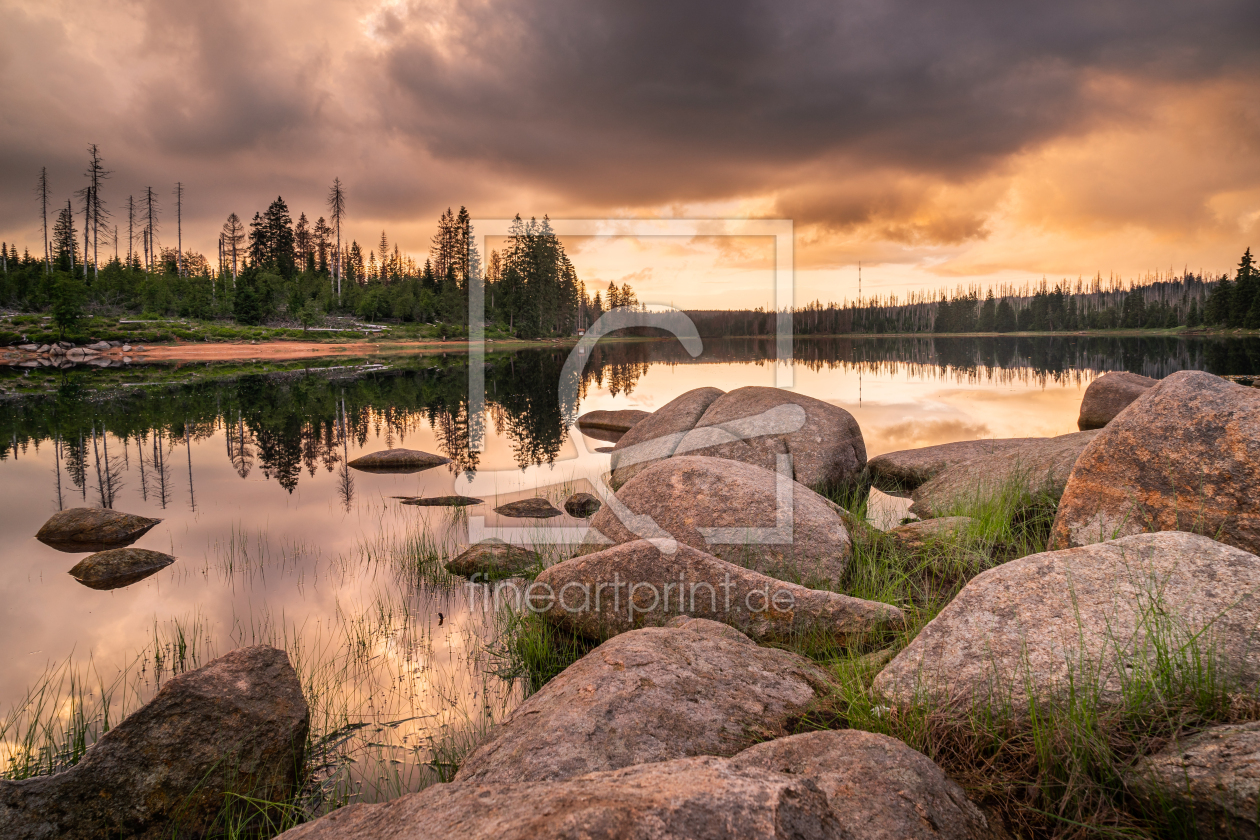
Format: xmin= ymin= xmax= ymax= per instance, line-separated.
xmin=1 ymin=0 xmax=1258 ymax=309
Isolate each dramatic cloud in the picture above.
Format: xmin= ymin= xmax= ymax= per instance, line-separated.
xmin=1 ymin=0 xmax=1258 ymax=302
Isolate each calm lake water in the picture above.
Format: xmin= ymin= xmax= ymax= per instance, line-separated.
xmin=1 ymin=334 xmax=1257 ymax=803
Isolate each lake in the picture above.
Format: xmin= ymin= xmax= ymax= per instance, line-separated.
xmin=1 ymin=333 xmax=1257 ymax=806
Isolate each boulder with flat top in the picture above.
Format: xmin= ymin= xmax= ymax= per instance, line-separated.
xmin=36 ymin=508 xmax=161 ymax=552
xmin=1077 ymin=370 xmax=1157 ymax=430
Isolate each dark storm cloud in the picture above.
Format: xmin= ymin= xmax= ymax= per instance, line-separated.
xmin=374 ymin=0 xmax=1260 ymax=204
xmin=0 ymin=0 xmax=1257 ymax=259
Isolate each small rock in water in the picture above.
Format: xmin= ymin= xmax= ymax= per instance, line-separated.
xmin=36 ymin=507 xmax=162 ymax=552
xmin=0 ymin=646 xmax=309 ymax=840
xmin=68 ymin=548 xmax=175 ymax=590
xmin=562 ymin=492 xmax=601 ymax=517
xmin=346 ymin=448 xmax=450 ymax=473
xmin=444 ymin=540 xmax=542 ymax=579
xmin=395 ymin=495 xmax=483 ymax=507
xmin=495 ymin=497 xmax=562 ymax=518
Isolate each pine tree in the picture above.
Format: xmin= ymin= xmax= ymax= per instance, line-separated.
xmin=295 ymin=213 xmax=312 ymax=273
xmin=1230 ymin=248 xmax=1256 ymax=328
xmin=53 ymin=201 xmax=79 ymax=272
xmin=313 ymin=217 xmax=332 ymax=274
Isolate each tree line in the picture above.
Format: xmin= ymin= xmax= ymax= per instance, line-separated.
xmin=1 ymin=148 xmax=647 ymax=339
xmin=682 ymin=249 xmax=1255 ymax=337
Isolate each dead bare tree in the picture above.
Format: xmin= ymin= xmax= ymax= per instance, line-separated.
xmin=327 ymin=178 xmax=346 ymax=299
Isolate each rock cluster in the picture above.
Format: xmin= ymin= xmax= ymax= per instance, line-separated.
xmin=0 ymin=646 xmax=309 ymax=840
xmin=282 ymin=621 xmax=993 ymax=840
xmin=7 ymin=340 xmax=136 ymax=369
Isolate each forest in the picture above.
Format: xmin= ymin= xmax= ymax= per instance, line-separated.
xmin=685 ymin=249 xmax=1257 ymax=337
xmin=1 ymin=151 xmax=1254 ymax=339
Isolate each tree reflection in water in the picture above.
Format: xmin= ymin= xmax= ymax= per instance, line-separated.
xmin=0 ymin=335 xmax=1257 ymax=494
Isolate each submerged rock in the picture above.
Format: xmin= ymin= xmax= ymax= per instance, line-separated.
xmin=868 ymin=438 xmax=1041 ymax=494
xmin=35 ymin=508 xmax=162 ymax=552
xmin=68 ymin=548 xmax=175 ymax=590
xmin=444 ymin=540 xmax=541 ymax=579
xmin=536 ymin=539 xmax=902 ymax=643
xmin=1052 ymin=371 xmax=1260 ymax=555
xmin=279 ymin=755 xmax=841 ymax=840
xmin=1077 ymin=370 xmax=1157 ymax=430
xmin=587 ymin=456 xmax=852 ymax=588
xmin=562 ymin=492 xmax=601 ymax=517
xmin=454 ymin=617 xmax=835 ymax=785
xmin=576 ymin=408 xmax=651 ymax=432
xmin=909 ymin=430 xmax=1100 ymax=519
xmin=346 ymin=448 xmax=450 ymax=473
xmin=0 ymin=646 xmax=309 ymax=840
xmin=873 ymin=532 xmax=1260 ymax=715
xmin=731 ymin=730 xmax=993 ymax=840
xmin=494 ymin=498 xmax=562 ymax=518
xmin=395 ymin=495 xmax=483 ymax=507
xmin=678 ymin=386 xmax=867 ymax=491
xmin=1127 ymin=721 xmax=1260 ymax=839
xmin=609 ymin=387 xmax=725 ymax=487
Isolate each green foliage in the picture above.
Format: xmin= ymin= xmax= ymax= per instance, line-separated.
xmin=50 ymin=272 xmax=86 ymax=337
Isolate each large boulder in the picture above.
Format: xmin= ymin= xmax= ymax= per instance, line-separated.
xmin=346 ymin=448 xmax=449 ymax=473
xmin=1051 ymin=371 xmax=1260 ymax=555
xmin=0 ymin=646 xmax=309 ymax=840
xmin=586 ymin=456 xmax=852 ymax=588
xmin=1126 ymin=721 xmax=1260 ymax=839
xmin=1076 ymin=370 xmax=1158 ymax=430
xmin=577 ymin=408 xmax=651 ymax=433
xmin=68 ymin=548 xmax=175 ymax=590
xmin=444 ymin=539 xmax=541 ymax=579
xmin=731 ymin=730 xmax=994 ymax=840
xmin=454 ymin=617 xmax=835 ymax=784
xmin=909 ymin=430 xmax=1100 ymax=519
xmin=873 ymin=532 xmax=1260 ymax=714
xmin=677 ymin=386 xmax=866 ymax=492
xmin=868 ymin=438 xmax=1041 ymax=494
xmin=609 ymin=387 xmax=725 ymax=487
xmin=278 ymin=755 xmax=842 ymax=840
xmin=536 ymin=540 xmax=903 ymax=643
xmin=35 ymin=508 xmax=161 ymax=552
